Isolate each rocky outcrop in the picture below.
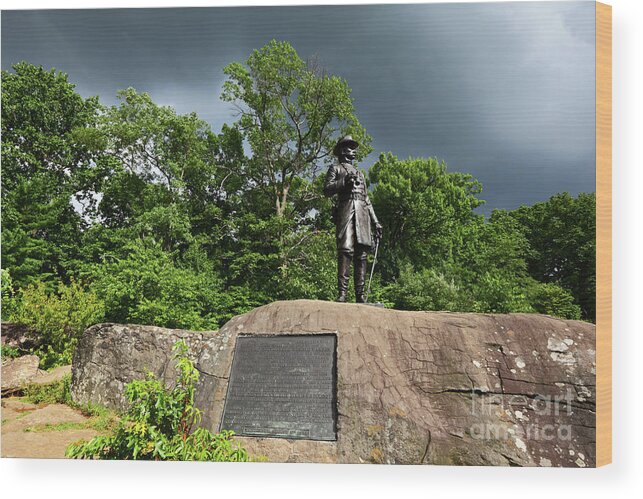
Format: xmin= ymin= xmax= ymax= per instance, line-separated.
xmin=1 ymin=398 xmax=99 ymax=459
xmin=71 ymin=324 xmax=226 ymax=429
xmin=71 ymin=300 xmax=596 ymax=467
xmin=2 ymin=355 xmax=41 ymax=393
xmin=1 ymin=322 xmax=40 ymax=351
xmin=1 ymin=356 xmax=71 ymax=395
xmin=30 ymin=365 xmax=72 ymax=386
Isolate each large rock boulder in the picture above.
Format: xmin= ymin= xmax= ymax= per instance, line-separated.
xmin=71 ymin=324 xmax=226 ymax=428
xmin=2 ymin=355 xmax=41 ymax=394
xmin=29 ymin=365 xmax=72 ymax=386
xmin=71 ymin=300 xmax=596 ymax=466
xmin=1 ymin=355 xmax=71 ymax=395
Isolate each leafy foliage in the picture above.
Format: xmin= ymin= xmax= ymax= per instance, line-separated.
xmin=276 ymin=230 xmax=338 ymax=301
xmin=384 ymin=266 xmax=464 ymax=312
xmin=369 ymin=153 xmax=484 ymax=278
xmin=2 ymin=53 xmax=596 ymax=361
xmin=1 ymin=344 xmax=21 ymax=360
xmin=66 ymin=341 xmax=249 ymax=461
xmin=1 ymin=269 xmax=19 ymax=320
xmin=1 ymin=63 xmax=103 ymax=289
xmin=222 ymin=40 xmax=371 ymax=217
xmin=11 ymin=280 xmax=105 ymax=368
xmin=526 ymin=282 xmax=581 ymax=320
xmin=368 ymin=160 xmax=587 ymax=319
xmin=23 ymin=374 xmax=73 ymax=405
xmin=88 ymin=241 xmax=222 ymax=329
xmin=506 ymin=192 xmax=596 ymax=321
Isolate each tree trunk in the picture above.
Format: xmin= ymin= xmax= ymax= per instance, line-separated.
xmin=275 ymin=183 xmax=289 ymax=217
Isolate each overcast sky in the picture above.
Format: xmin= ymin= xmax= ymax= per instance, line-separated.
xmin=1 ymin=2 xmax=596 ymax=214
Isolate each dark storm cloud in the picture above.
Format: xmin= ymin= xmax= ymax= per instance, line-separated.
xmin=1 ymin=2 xmax=595 ymax=214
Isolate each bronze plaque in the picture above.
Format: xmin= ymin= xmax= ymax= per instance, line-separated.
xmin=220 ymin=334 xmax=337 ymax=441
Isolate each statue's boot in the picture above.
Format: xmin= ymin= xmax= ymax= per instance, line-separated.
xmin=354 ymin=251 xmax=368 ymax=303
xmin=337 ymin=252 xmax=352 ymax=302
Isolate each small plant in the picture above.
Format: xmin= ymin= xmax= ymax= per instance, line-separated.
xmin=66 ymin=341 xmax=249 ymax=461
xmin=1 ymin=344 xmax=21 ymax=360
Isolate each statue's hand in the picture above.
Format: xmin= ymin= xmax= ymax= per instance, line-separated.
xmin=375 ymin=223 xmax=383 ymax=241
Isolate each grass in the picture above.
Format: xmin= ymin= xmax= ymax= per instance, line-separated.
xmin=77 ymin=404 xmax=119 ymax=432
xmin=17 ymin=374 xmax=120 ymax=434
xmin=24 ymin=422 xmax=87 ymax=433
xmin=23 ymin=374 xmax=73 ymax=405
xmin=21 ymin=409 xmax=119 ymax=434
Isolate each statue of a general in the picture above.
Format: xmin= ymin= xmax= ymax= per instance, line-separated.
xmin=323 ymin=136 xmax=382 ymax=303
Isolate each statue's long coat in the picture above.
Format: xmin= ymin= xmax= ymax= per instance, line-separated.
xmin=323 ymin=162 xmax=379 ymax=251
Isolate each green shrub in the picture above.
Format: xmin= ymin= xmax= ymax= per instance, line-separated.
xmin=1 ymin=344 xmax=21 ymax=360
xmin=470 ymin=272 xmax=533 ymax=314
xmin=527 ymin=282 xmax=582 ymax=320
xmin=12 ymin=279 xmax=105 ymax=369
xmin=66 ymin=341 xmax=249 ymax=461
xmin=89 ymin=243 xmax=257 ymax=330
xmin=23 ymin=374 xmax=73 ymax=405
xmin=384 ymin=265 xmax=464 ymax=312
xmin=378 ymin=263 xmax=582 ymax=321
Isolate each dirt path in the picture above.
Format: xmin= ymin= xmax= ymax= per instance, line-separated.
xmin=1 ymin=398 xmax=99 ymax=458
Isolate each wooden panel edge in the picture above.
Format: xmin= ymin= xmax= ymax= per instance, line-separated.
xmin=595 ymin=1 xmax=612 ymax=467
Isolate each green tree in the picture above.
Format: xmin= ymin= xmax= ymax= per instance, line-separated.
xmin=368 ymin=153 xmax=484 ymax=279
xmin=469 ymin=272 xmax=533 ymax=314
xmin=506 ymin=192 xmax=596 ymax=321
xmin=276 ymin=230 xmax=337 ymax=301
xmin=95 ymin=88 xmax=235 ymax=253
xmin=222 ymin=40 xmax=371 ymax=217
xmin=88 ymin=241 xmax=259 ymax=330
xmin=2 ymin=59 xmax=595 ymax=334
xmin=451 ymin=210 xmax=531 ymax=283
xmin=1 ymin=63 xmax=103 ymax=287
xmin=75 ymin=89 xmax=248 ymax=309
xmin=380 ymin=198 xmax=587 ymax=320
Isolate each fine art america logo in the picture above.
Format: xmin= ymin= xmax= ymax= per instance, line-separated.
xmin=469 ymin=388 xmax=575 ymax=443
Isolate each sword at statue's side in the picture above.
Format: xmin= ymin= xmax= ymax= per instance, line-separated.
xmin=365 ymin=236 xmax=380 ymax=304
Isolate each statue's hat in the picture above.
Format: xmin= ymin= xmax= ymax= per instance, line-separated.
xmin=333 ymin=135 xmax=359 ymax=157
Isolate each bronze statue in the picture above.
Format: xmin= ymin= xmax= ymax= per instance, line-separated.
xmin=324 ymin=136 xmax=382 ymax=303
